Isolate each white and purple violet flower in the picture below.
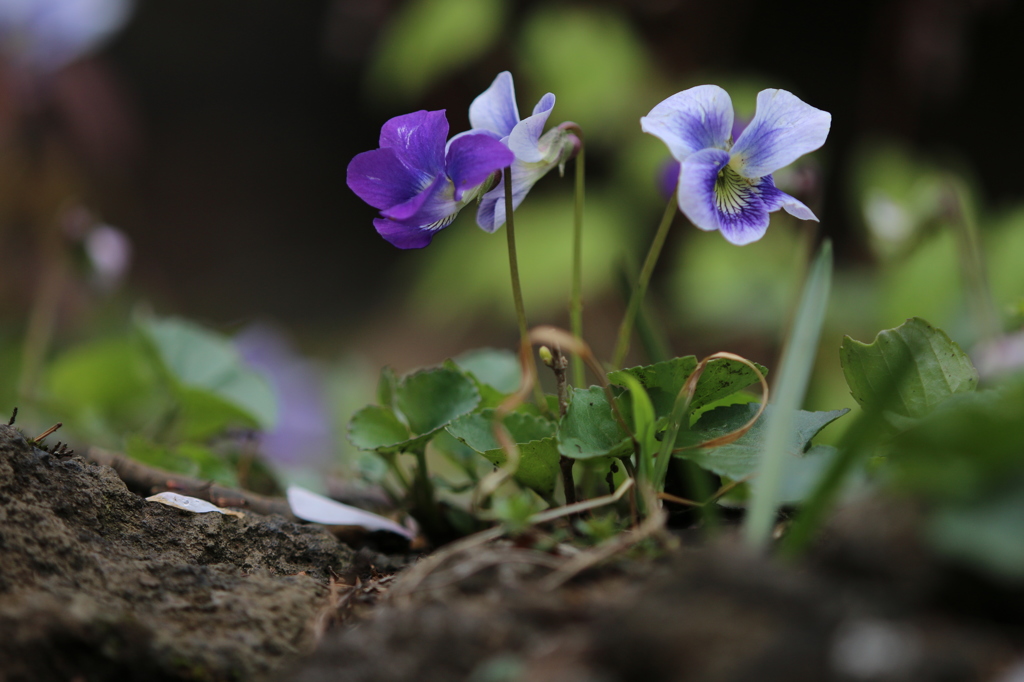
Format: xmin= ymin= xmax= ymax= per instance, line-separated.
xmin=468 ymin=71 xmax=578 ymax=232
xmin=642 ymin=85 xmax=831 ymax=245
xmin=346 ymin=109 xmax=514 ymax=249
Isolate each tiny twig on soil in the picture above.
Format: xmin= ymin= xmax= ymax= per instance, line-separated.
xmin=32 ymin=422 xmax=62 ymax=443
xmin=8 ymin=407 xmax=17 ymax=426
xmin=85 ymin=446 xmax=297 ymax=520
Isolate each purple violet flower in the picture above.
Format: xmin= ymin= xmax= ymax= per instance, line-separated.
xmin=468 ymin=71 xmax=579 ymax=232
xmin=347 ymin=109 xmax=515 ymax=249
xmin=642 ymin=85 xmax=830 ymax=245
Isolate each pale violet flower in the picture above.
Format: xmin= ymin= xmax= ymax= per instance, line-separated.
xmin=0 ymin=0 xmax=132 ymax=74
xmin=642 ymin=85 xmax=830 ymax=245
xmin=468 ymin=71 xmax=579 ymax=232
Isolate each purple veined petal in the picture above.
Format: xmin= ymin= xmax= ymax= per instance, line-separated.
xmin=677 ymin=148 xmax=771 ymax=245
xmin=760 ymin=174 xmax=819 ymax=221
xmin=640 ymin=85 xmax=734 ymax=161
xmin=507 ymin=92 xmax=555 ymax=163
xmin=346 ymin=147 xmax=430 ymax=211
xmin=657 ymin=159 xmax=681 ymax=201
xmin=469 ymin=71 xmax=520 ymax=138
xmin=378 ymin=110 xmax=448 ymax=177
xmin=373 ymin=217 xmax=436 ymax=249
xmin=446 ymin=127 xmax=503 ymax=155
xmin=381 ymin=173 xmax=463 ymax=234
xmin=445 ymin=133 xmax=514 ymax=201
xmin=731 ymin=89 xmax=831 ymax=178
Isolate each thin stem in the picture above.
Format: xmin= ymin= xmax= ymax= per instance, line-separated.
xmin=612 ymin=196 xmax=677 ymax=368
xmin=569 ymin=133 xmax=586 ymax=387
xmin=504 ymin=167 xmax=547 ymax=412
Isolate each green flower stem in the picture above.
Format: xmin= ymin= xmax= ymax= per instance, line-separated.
xmin=503 ymin=166 xmax=548 ymax=412
xmin=612 ymin=196 xmax=677 ymax=368
xmin=567 ymin=125 xmax=586 ymax=388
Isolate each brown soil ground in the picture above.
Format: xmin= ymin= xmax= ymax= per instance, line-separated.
xmin=2 ymin=424 xmax=1023 ymax=682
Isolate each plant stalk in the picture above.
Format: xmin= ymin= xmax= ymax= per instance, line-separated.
xmin=612 ymin=197 xmax=677 ymax=368
xmin=503 ymin=167 xmax=547 ymax=412
xmin=569 ymin=133 xmax=586 ymax=387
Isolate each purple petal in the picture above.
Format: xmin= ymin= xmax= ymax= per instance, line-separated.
xmin=507 ymin=93 xmax=555 ymax=163
xmin=373 ymin=218 xmax=436 ymax=249
xmin=445 ymin=133 xmax=514 ymax=201
xmin=469 ymin=71 xmax=520 ymax=138
xmin=378 ymin=110 xmax=448 ymax=177
xmin=760 ymin=175 xmax=819 ymax=221
xmin=641 ymin=85 xmax=734 ymax=161
xmin=347 ymin=147 xmax=429 ymax=210
xmin=731 ymin=89 xmax=830 ymax=178
xmin=657 ymin=159 xmax=681 ymax=201
xmin=677 ymin=148 xmax=771 ymax=245
xmin=381 ymin=173 xmax=460 ymax=231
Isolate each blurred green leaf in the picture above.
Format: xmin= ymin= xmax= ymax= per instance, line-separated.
xmin=677 ymin=403 xmax=848 ymax=484
xmin=927 ymin=488 xmax=1024 ymax=581
xmin=452 ymin=348 xmax=521 ymax=394
xmin=377 ymin=366 xmax=398 ymax=411
xmin=672 ymin=222 xmax=804 ymax=334
xmin=558 ymin=386 xmax=631 ymax=460
xmin=45 ymin=335 xmax=162 ymax=438
xmin=615 ymin=373 xmax=657 ymax=481
xmin=367 ymin=0 xmax=505 ymax=101
xmin=411 ymin=194 xmax=634 ymax=327
xmin=139 ymin=317 xmax=276 ymax=435
xmin=124 ymin=434 xmax=238 ymax=488
xmin=840 ymin=317 xmax=978 ymax=424
xmin=520 ymin=5 xmax=652 ymax=139
xmin=446 ymin=410 xmax=559 ymax=496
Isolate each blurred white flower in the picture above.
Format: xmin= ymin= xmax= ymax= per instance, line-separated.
xmin=84 ymin=223 xmax=131 ymax=289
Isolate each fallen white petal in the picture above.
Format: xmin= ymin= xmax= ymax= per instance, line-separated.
xmin=286 ymin=485 xmax=413 ymax=539
xmin=146 ymin=492 xmax=244 ymax=517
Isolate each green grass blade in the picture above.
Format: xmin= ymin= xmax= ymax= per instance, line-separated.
xmin=743 ymin=239 xmax=834 ymax=550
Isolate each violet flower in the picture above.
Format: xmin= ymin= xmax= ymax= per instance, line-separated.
xmin=468 ymin=71 xmax=579 ymax=232
xmin=347 ymin=109 xmax=514 ymax=249
xmin=642 ymin=85 xmax=830 ymax=245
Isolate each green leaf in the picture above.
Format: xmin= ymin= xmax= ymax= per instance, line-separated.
xmin=678 ymin=403 xmax=849 ymax=483
xmin=608 ymin=356 xmax=697 ymax=416
xmin=446 ymin=411 xmax=559 ymax=496
xmin=615 ymin=373 xmax=657 ymax=480
xmin=46 ymin=335 xmax=163 ymax=438
xmin=452 ymin=348 xmax=521 ymax=394
xmin=745 ymin=240 xmax=833 ymax=548
xmin=124 ymin=435 xmax=238 ymax=487
xmin=377 ymin=366 xmax=398 ymax=411
xmin=557 ymin=386 xmax=631 ymax=460
xmin=840 ymin=317 xmax=978 ymax=421
xmin=608 ymin=355 xmax=767 ymax=419
xmin=347 ymin=405 xmax=413 ymax=454
xmin=396 ymin=367 xmax=480 ymax=437
xmin=139 ymin=316 xmax=277 ymax=432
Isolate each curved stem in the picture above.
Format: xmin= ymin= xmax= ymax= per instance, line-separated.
xmin=504 ymin=167 xmax=547 ymax=412
xmin=612 ymin=197 xmax=677 ymax=368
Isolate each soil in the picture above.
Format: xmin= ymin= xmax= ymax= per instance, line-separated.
xmin=3 ymin=423 xmax=1024 ymax=682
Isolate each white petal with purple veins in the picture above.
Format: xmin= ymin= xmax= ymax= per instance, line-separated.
xmin=730 ymin=89 xmax=831 ymax=178
xmin=641 ymin=85 xmax=734 ymax=161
